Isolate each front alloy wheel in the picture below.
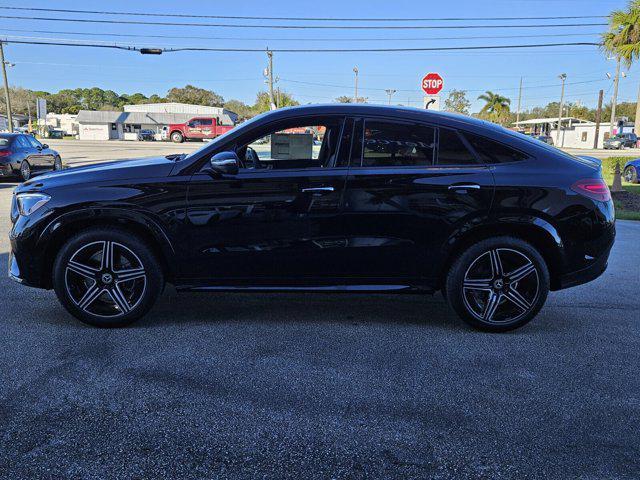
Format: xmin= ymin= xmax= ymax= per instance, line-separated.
xmin=64 ymin=241 xmax=147 ymax=318
xmin=53 ymin=228 xmax=163 ymax=327
xmin=624 ymin=165 xmax=638 ymax=183
xmin=446 ymin=237 xmax=550 ymax=332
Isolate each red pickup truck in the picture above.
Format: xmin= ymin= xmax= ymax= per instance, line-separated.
xmin=167 ymin=117 xmax=234 ymax=143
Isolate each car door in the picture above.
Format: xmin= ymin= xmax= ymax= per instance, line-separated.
xmin=342 ymin=118 xmax=495 ymax=284
xmin=13 ymin=135 xmax=38 ymax=169
xmin=198 ymin=118 xmax=214 ymax=138
xmin=25 ymin=136 xmax=51 ymax=169
xmin=187 ymin=119 xmax=203 ymax=139
xmin=184 ymin=115 xmax=350 ymax=285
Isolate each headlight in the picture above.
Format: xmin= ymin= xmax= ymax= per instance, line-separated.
xmin=16 ymin=193 xmax=51 ymax=216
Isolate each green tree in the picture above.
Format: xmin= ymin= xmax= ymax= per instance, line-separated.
xmin=166 ymin=85 xmax=224 ymax=106
xmin=224 ymin=99 xmax=253 ymax=120
xmin=443 ymin=89 xmax=471 ymax=115
xmin=602 ymin=0 xmax=640 ymax=132
xmin=252 ymin=91 xmax=299 ymax=114
xmin=477 ymin=91 xmax=512 ymax=124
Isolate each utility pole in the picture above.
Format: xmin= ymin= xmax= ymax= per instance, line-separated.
xmin=515 ymin=76 xmax=523 ymax=126
xmin=556 ymin=73 xmax=567 ymax=147
xmin=610 ymin=56 xmax=621 ymax=136
xmin=0 ymin=42 xmax=13 ymax=132
xmin=385 ymin=89 xmax=397 ymax=105
xmin=594 ymin=89 xmax=604 ymax=149
xmin=353 ymin=67 xmax=359 ymax=103
xmin=266 ymin=49 xmax=276 ymax=111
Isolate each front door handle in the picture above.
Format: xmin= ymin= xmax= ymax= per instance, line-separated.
xmin=301 ymin=187 xmax=335 ymax=194
xmin=448 ymin=184 xmax=481 ymax=191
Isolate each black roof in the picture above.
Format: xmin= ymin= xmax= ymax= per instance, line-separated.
xmin=251 ymin=103 xmax=499 ymax=131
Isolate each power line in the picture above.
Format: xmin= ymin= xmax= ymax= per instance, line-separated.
xmin=0 ymin=38 xmax=601 ymax=53
xmin=0 ymin=27 xmax=604 ymax=42
xmin=0 ymin=15 xmax=608 ymax=30
xmin=0 ymin=6 xmax=610 ymax=22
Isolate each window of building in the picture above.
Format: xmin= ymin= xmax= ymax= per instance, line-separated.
xmin=358 ymin=120 xmax=435 ymax=167
xmin=581 ymin=132 xmax=588 ymax=142
xmin=463 ymin=132 xmax=528 ymax=164
xmin=437 ymin=128 xmax=479 ymax=165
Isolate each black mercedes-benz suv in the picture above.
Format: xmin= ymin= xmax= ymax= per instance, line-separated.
xmin=9 ymin=105 xmax=615 ymax=331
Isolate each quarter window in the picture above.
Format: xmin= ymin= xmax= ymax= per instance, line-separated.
xmin=463 ymin=132 xmax=528 ymax=164
xmin=437 ymin=128 xmax=479 ymax=165
xmin=359 ymin=120 xmax=435 ymax=167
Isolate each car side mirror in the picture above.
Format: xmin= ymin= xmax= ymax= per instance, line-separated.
xmin=42 ymin=144 xmax=49 ymax=149
xmin=207 ymin=151 xmax=239 ymax=177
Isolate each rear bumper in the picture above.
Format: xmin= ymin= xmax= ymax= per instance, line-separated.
xmin=556 ymin=242 xmax=612 ymax=290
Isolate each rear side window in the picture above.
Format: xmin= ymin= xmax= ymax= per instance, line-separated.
xmin=360 ymin=120 xmax=435 ymax=167
xmin=463 ymin=132 xmax=528 ymax=164
xmin=437 ymin=128 xmax=479 ymax=165
xmin=14 ymin=136 xmax=30 ymax=149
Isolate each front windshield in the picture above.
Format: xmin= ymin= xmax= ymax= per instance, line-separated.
xmin=183 ymin=110 xmax=274 ymax=160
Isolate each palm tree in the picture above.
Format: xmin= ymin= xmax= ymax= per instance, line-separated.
xmin=477 ymin=91 xmax=511 ymax=124
xmin=602 ymin=1 xmax=640 ymax=134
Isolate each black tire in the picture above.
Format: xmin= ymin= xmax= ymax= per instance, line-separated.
xmin=19 ymin=160 xmax=31 ymax=181
xmin=53 ymin=156 xmax=63 ymax=171
xmin=445 ymin=236 xmax=550 ymax=332
xmin=624 ymin=165 xmax=638 ymax=184
xmin=52 ymin=227 xmax=164 ymax=327
xmin=171 ymin=131 xmax=184 ymax=143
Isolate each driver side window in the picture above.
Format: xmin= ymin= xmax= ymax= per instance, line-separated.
xmin=239 ymin=117 xmax=344 ymax=170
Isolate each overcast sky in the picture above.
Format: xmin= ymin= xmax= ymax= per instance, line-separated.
xmin=0 ymin=0 xmax=634 ymax=112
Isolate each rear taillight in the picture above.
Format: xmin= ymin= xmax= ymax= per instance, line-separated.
xmin=0 ymin=150 xmax=11 ymax=157
xmin=571 ymin=178 xmax=611 ymax=202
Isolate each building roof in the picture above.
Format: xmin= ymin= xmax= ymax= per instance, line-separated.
xmin=76 ymin=110 xmax=235 ymax=126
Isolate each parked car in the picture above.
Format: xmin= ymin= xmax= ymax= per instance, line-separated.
xmin=168 ymin=117 xmax=234 ymax=143
xmin=623 ymin=158 xmax=640 ymax=183
xmin=0 ymin=133 xmax=63 ymax=181
xmin=9 ymin=105 xmax=615 ymax=332
xmin=604 ymin=133 xmax=638 ymax=149
xmin=137 ymin=129 xmax=156 ymax=141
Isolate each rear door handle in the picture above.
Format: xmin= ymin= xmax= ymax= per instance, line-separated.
xmin=448 ymin=184 xmax=481 ymax=191
xmin=301 ymin=187 xmax=335 ymax=193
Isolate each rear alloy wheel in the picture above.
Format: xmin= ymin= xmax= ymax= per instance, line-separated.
xmin=446 ymin=237 xmax=549 ymax=332
xmin=624 ymin=165 xmax=638 ymax=183
xmin=20 ymin=160 xmax=31 ymax=181
xmin=53 ymin=156 xmax=63 ymax=171
xmin=53 ymin=228 xmax=163 ymax=327
xmin=171 ymin=131 xmax=184 ymax=143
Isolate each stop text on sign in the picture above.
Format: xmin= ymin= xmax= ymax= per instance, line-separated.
xmin=422 ymin=73 xmax=444 ymax=95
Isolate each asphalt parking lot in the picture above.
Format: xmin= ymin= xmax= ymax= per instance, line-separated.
xmin=0 ymin=149 xmax=639 ymax=478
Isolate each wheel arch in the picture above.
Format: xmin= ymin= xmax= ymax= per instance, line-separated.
xmin=38 ymin=208 xmax=176 ymax=288
xmin=438 ymin=216 xmax=565 ymax=291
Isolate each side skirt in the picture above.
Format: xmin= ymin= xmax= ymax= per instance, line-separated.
xmin=175 ymin=284 xmax=434 ymax=294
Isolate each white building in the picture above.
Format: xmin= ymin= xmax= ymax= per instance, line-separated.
xmin=76 ymin=103 xmax=237 ymax=141
xmin=45 ymin=113 xmax=78 ymax=136
xmin=514 ymin=117 xmax=636 ymax=149
xmin=123 ymin=102 xmax=238 ymax=124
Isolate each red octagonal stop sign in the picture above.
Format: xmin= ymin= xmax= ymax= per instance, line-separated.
xmin=421 ymin=73 xmax=444 ymax=95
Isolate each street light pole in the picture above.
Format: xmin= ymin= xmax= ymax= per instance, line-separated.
xmin=353 ymin=67 xmax=359 ymax=103
xmin=610 ymin=56 xmax=621 ymax=136
xmin=0 ymin=42 xmax=13 ymax=132
xmin=556 ymin=73 xmax=567 ymax=147
xmin=385 ymin=89 xmax=397 ymax=105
